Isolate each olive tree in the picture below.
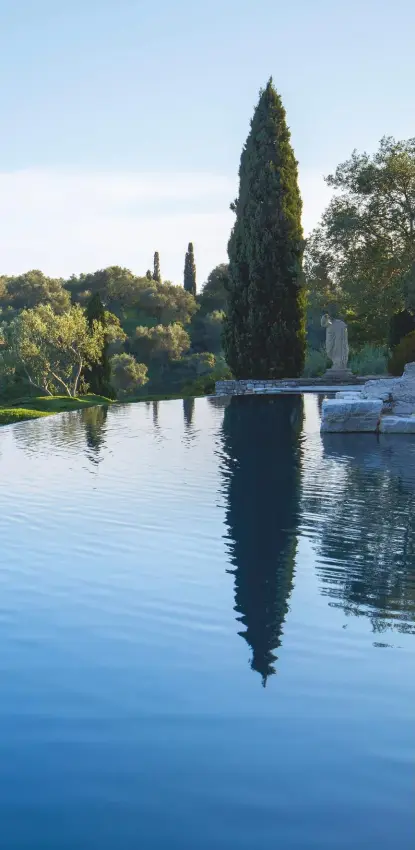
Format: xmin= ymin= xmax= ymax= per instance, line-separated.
xmin=0 ymin=304 xmax=105 ymax=397
xmin=3 ymin=270 xmax=70 ymax=313
xmin=133 ymin=323 xmax=190 ymax=365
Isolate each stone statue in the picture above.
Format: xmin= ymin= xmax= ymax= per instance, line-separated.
xmin=321 ymin=313 xmax=350 ymax=374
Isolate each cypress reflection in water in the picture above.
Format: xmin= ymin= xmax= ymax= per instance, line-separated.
xmin=83 ymin=405 xmax=108 ymax=464
xmin=183 ymin=397 xmax=195 ymax=428
xmin=221 ymin=395 xmax=303 ymax=685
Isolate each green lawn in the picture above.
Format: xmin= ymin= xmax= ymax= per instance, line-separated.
xmin=0 ymin=394 xmax=113 ymax=426
xmin=7 ymin=394 xmax=113 ymax=412
xmin=0 ymin=390 xmax=204 ymax=427
xmin=0 ymin=408 xmax=52 ymax=426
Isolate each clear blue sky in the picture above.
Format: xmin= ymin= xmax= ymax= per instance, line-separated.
xmin=0 ymin=0 xmax=413 ymax=284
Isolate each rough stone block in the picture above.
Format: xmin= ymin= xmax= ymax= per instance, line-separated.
xmin=321 ymin=398 xmax=382 ymax=433
xmin=335 ymin=391 xmax=362 ymax=399
xmin=361 ymin=363 xmax=415 ymax=415
xmin=392 ymin=402 xmax=415 ymax=415
xmin=361 ymin=378 xmax=396 ymax=401
xmin=379 ymin=415 xmax=415 ymax=433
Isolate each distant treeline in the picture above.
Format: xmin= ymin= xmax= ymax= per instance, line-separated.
xmin=0 ymin=263 xmax=231 ymax=400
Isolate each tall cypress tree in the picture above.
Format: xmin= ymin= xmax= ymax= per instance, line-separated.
xmin=153 ymin=251 xmax=161 ymax=283
xmin=84 ymin=292 xmax=114 ymax=398
xmin=224 ymin=79 xmax=306 ymax=379
xmin=184 ymin=242 xmax=197 ymax=296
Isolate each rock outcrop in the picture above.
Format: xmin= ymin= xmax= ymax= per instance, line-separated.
xmin=321 ymin=362 xmax=415 ymax=433
xmin=361 ymin=363 xmax=415 ymax=414
xmin=321 ymin=399 xmax=383 ymax=433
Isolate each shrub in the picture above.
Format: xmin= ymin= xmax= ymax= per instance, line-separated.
xmin=110 ymin=353 xmax=148 ymax=398
xmin=182 ymin=355 xmax=232 ymax=397
xmin=388 ymin=332 xmax=415 ymax=376
xmin=388 ymin=310 xmax=415 ymax=350
xmin=182 ymin=375 xmax=216 ymax=396
xmin=349 ymin=345 xmax=388 ymax=376
xmin=302 ymin=348 xmax=328 ymax=378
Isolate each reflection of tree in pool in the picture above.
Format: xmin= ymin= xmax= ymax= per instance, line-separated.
xmin=82 ymin=405 xmax=108 ymax=463
xmin=207 ymin=396 xmax=230 ymax=410
xmin=13 ymin=406 xmax=109 ymax=461
xmin=183 ymin=397 xmax=195 ymax=429
xmin=317 ymin=394 xmax=325 ymax=416
xmin=306 ymin=436 xmax=415 ymax=634
xmin=221 ymin=395 xmax=303 ymax=685
xmin=13 ymin=411 xmax=81 ymax=455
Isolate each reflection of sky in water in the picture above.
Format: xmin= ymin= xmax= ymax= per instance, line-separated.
xmin=0 ymin=395 xmax=413 ymax=850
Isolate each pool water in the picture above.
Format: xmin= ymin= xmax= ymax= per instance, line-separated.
xmin=0 ymin=395 xmax=413 ymax=849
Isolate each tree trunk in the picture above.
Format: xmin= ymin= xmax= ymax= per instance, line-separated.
xmin=72 ymin=358 xmax=83 ymax=397
xmin=22 ymin=363 xmax=53 ymax=396
xmin=49 ymin=370 xmax=72 ymax=396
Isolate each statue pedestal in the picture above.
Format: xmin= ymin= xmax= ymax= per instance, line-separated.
xmin=323 ymin=367 xmax=354 ymax=383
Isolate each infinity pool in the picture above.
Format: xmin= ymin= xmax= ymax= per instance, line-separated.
xmin=0 ymin=395 xmax=413 ymax=849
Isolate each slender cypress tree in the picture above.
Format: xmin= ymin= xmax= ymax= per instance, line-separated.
xmin=184 ymin=242 xmax=197 ymax=296
xmin=153 ymin=252 xmax=161 ymax=283
xmin=84 ymin=292 xmax=114 ymax=397
xmin=224 ymin=79 xmax=306 ymax=379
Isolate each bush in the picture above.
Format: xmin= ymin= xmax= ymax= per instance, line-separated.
xmin=388 ymin=332 xmax=415 ymax=376
xmin=182 ymin=375 xmax=216 ymax=396
xmin=388 ymin=310 xmax=415 ymax=350
xmin=302 ymin=348 xmax=328 ymax=377
xmin=182 ymin=355 xmax=232 ymax=397
xmin=349 ymin=345 xmax=388 ymax=376
xmin=110 ymin=353 xmax=148 ymax=398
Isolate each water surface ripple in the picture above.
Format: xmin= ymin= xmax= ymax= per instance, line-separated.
xmin=0 ymin=395 xmax=413 ymax=849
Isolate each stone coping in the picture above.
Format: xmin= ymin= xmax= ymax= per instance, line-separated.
xmin=215 ymin=377 xmax=374 ymax=396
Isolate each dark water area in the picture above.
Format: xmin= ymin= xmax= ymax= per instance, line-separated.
xmin=0 ymin=395 xmax=413 ymax=850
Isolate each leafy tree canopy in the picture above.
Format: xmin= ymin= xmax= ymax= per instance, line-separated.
xmin=84 ymin=292 xmax=125 ymax=397
xmin=191 ymin=310 xmax=225 ymax=354
xmin=110 ymin=353 xmax=148 ymax=398
xmin=133 ymin=322 xmax=190 ymax=365
xmin=65 ymin=266 xmax=198 ymax=326
xmin=198 ymin=264 xmax=229 ymax=315
xmin=306 ymin=136 xmax=415 ymax=345
xmin=0 ymin=304 xmax=107 ymax=397
xmin=0 ymin=270 xmax=70 ymax=314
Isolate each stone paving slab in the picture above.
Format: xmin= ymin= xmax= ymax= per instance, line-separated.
xmin=321 ymin=398 xmax=383 ymax=433
xmin=379 ymin=416 xmax=415 ymax=434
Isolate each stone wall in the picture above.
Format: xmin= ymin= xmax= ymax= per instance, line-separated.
xmin=215 ymin=377 xmax=364 ymax=396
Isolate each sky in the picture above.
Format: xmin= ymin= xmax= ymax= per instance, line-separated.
xmin=0 ymin=0 xmax=414 ymax=288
